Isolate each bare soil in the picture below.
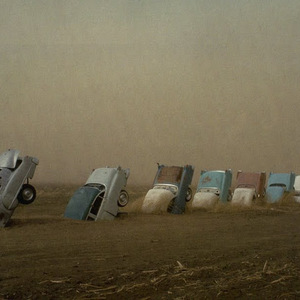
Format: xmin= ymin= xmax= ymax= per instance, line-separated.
xmin=0 ymin=186 xmax=300 ymax=299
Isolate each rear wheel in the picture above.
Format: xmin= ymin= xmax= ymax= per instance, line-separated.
xmin=18 ymin=184 xmax=36 ymax=205
xmin=185 ymin=187 xmax=192 ymax=202
xmin=227 ymin=190 xmax=232 ymax=201
xmin=118 ymin=190 xmax=129 ymax=207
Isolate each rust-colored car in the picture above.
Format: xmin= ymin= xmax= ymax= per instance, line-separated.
xmin=142 ymin=164 xmax=194 ymax=214
xmin=231 ymin=171 xmax=266 ymax=205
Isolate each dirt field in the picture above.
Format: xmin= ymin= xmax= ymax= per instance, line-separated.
xmin=1 ymin=186 xmax=300 ymax=299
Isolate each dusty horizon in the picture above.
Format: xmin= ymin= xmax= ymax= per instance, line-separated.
xmin=1 ymin=1 xmax=299 ymax=186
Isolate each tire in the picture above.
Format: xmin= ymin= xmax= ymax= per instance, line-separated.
xmin=118 ymin=190 xmax=129 ymax=207
xmin=18 ymin=184 xmax=36 ymax=205
xmin=227 ymin=190 xmax=232 ymax=201
xmin=185 ymin=187 xmax=192 ymax=202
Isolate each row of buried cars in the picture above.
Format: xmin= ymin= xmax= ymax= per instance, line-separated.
xmin=140 ymin=165 xmax=299 ymax=212
xmin=0 ymin=149 xmax=300 ymax=227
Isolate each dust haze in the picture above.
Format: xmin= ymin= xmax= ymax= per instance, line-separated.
xmin=1 ymin=1 xmax=299 ymax=186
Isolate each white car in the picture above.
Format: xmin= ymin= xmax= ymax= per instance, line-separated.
xmin=293 ymin=175 xmax=300 ymax=203
xmin=0 ymin=149 xmax=39 ymax=227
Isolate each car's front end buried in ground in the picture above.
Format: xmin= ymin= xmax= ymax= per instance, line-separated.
xmin=231 ymin=188 xmax=255 ymax=206
xmin=64 ymin=166 xmax=130 ymax=221
xmin=191 ymin=191 xmax=219 ymax=209
xmin=142 ymin=188 xmax=175 ymax=213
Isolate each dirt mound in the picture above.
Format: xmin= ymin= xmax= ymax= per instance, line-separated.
xmin=1 ymin=186 xmax=300 ymax=299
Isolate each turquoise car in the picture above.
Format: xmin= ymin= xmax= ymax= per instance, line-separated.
xmin=64 ymin=167 xmax=130 ymax=221
xmin=266 ymin=172 xmax=295 ymax=203
xmin=192 ymin=170 xmax=232 ymax=208
xmin=142 ymin=164 xmax=194 ymax=214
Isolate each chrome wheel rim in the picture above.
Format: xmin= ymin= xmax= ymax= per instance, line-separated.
xmin=22 ymin=188 xmax=34 ymax=201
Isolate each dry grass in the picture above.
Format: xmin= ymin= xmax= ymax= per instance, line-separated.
xmin=35 ymin=259 xmax=300 ymax=299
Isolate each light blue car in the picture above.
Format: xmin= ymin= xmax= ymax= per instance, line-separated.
xmin=64 ymin=166 xmax=130 ymax=221
xmin=266 ymin=172 xmax=295 ymax=203
xmin=192 ymin=170 xmax=232 ymax=209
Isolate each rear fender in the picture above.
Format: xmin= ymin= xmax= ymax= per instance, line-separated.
xmin=1 ymin=156 xmax=38 ymax=209
xmin=0 ymin=202 xmax=14 ymax=227
xmin=171 ymin=165 xmax=194 ymax=214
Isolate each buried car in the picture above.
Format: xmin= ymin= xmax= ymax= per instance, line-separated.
xmin=0 ymin=149 xmax=39 ymax=227
xmin=64 ymin=166 xmax=130 ymax=221
xmin=293 ymin=175 xmax=300 ymax=203
xmin=231 ymin=171 xmax=266 ymax=206
xmin=266 ymin=172 xmax=295 ymax=203
xmin=191 ymin=170 xmax=232 ymax=209
xmin=142 ymin=164 xmax=194 ymax=214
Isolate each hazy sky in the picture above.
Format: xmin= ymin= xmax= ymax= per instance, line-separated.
xmin=1 ymin=1 xmax=299 ymax=185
